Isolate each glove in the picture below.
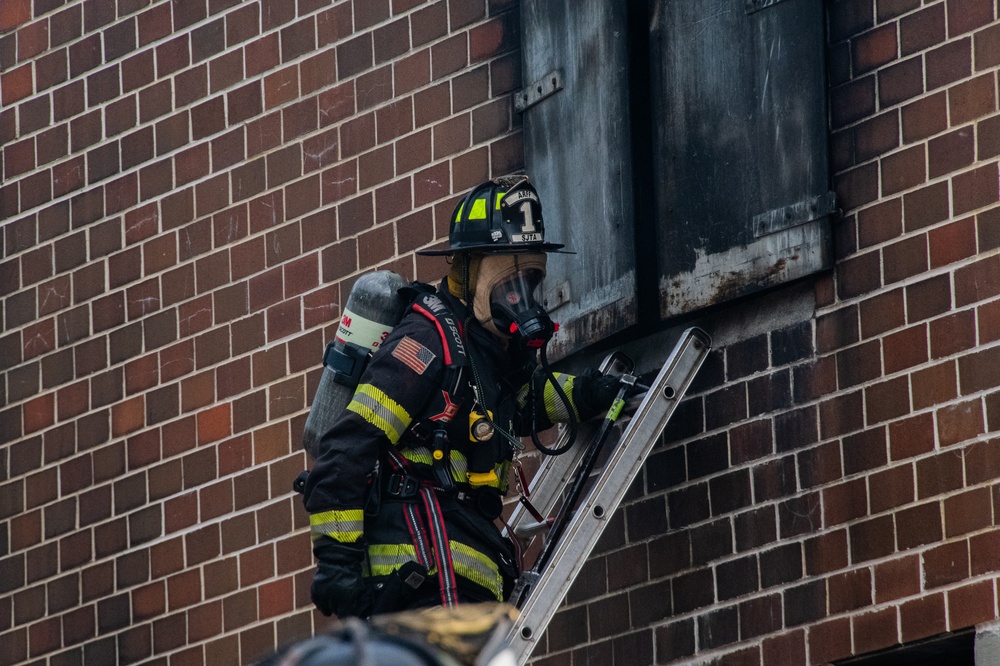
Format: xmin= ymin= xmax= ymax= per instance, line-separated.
xmin=572 ymin=369 xmax=624 ymax=420
xmin=311 ymin=539 xmax=373 ymax=618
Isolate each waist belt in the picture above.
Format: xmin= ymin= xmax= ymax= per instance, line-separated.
xmin=384 ymin=472 xmax=504 ymax=522
xmin=385 ymin=473 xmax=421 ymax=500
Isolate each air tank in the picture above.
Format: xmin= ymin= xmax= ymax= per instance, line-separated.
xmin=302 ymin=271 xmax=410 ymax=459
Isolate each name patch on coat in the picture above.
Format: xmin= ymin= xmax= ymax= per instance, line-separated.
xmin=392 ymin=336 xmax=436 ymax=375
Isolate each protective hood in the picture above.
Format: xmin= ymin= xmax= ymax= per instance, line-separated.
xmin=447 ymin=253 xmax=550 ymax=343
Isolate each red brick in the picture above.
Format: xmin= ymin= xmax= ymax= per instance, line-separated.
xmin=979 ymin=114 xmax=1000 ymax=162
xmin=878 ymin=56 xmax=923 ymax=107
xmin=414 ymin=81 xmax=450 ymax=130
xmin=850 ymin=514 xmax=896 ymax=563
xmin=936 ymin=398 xmax=985 ymax=446
xmin=883 ymin=324 xmax=928 ymax=374
xmin=834 ymin=162 xmax=880 ymax=210
xmin=928 ymin=127 xmax=975 ymax=179
xmin=240 ymin=32 xmax=279 ymax=79
xmin=828 ymin=567 xmax=873 ymax=615
xmin=955 ymin=254 xmax=1000 ymax=306
xmin=807 ymin=617 xmax=852 ymax=665
xmin=854 ymin=606 xmax=900 ymax=655
xmin=853 ymin=23 xmax=899 ymax=73
xmin=923 ymin=540 xmax=970 ymax=588
xmin=951 ymin=72 xmax=998 ymax=125
xmin=112 ymin=396 xmax=145 ymax=437
xmin=1 ymin=64 xmax=33 ymax=105
xmin=944 ymin=487 xmax=993 ymax=537
xmin=911 ymin=362 xmax=958 ymax=409
xmin=975 ymin=22 xmax=1000 ymax=70
xmin=979 ymin=299 xmax=1000 ymax=343
xmin=874 ymin=554 xmax=921 ymax=604
xmin=434 ymin=114 xmax=473 ymax=161
xmin=929 ymin=309 xmax=976 ymax=359
xmin=860 ymin=289 xmax=905 ymax=338
xmin=906 ymin=274 xmax=953 ymax=323
xmin=928 ymin=38 xmax=973 ymax=90
xmin=900 ymin=4 xmax=946 ymax=56
xmin=869 ymin=465 xmax=914 ymax=514
xmin=881 ymin=144 xmax=927 ymax=195
xmin=196 ymin=403 xmax=231 ymax=445
xmin=863 ymin=200 xmax=905 ymax=253
xmin=900 ymin=592 xmax=947 ymax=643
xmin=0 ymin=0 xmax=30 ymax=30
xmin=947 ymin=0 xmax=996 ymax=37
xmin=902 ymin=180 xmax=950 ymax=231
xmin=953 ymin=162 xmax=999 ymax=216
xmin=948 ymin=579 xmax=996 ymax=631
xmin=970 ymin=528 xmax=1000 ymax=575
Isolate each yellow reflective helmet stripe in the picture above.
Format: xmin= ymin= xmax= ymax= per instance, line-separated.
xmin=309 ymin=509 xmax=364 ymax=543
xmin=347 ymin=384 xmax=412 ymax=444
xmin=450 ymin=540 xmax=503 ymax=600
xmin=468 ymin=197 xmax=488 ymax=220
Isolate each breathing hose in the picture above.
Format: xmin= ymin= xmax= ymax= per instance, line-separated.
xmin=529 ymin=342 xmax=577 ymax=456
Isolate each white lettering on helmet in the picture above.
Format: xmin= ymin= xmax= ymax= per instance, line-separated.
xmin=511 ymin=233 xmax=542 ymax=243
xmin=501 ymin=189 xmax=539 ymax=207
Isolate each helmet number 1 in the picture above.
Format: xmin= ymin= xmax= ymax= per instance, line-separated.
xmin=517 ymin=202 xmax=537 ymax=234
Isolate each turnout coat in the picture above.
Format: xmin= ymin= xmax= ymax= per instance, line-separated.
xmin=303 ymin=285 xmax=582 ymax=612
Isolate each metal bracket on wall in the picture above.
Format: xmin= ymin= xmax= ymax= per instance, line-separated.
xmin=752 ymin=191 xmax=837 ymax=238
xmin=745 ymin=0 xmax=793 ymax=13
xmin=514 ymin=70 xmax=563 ymax=113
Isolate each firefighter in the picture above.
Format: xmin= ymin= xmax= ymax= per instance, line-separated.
xmin=303 ymin=176 xmax=620 ymax=618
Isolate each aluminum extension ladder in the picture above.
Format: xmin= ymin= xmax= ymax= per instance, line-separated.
xmin=504 ymin=327 xmax=712 ymax=663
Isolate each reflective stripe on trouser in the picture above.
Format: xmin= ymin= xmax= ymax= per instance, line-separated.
xmin=366 ymin=543 xmax=422 ymax=577
xmin=309 ymin=508 xmax=364 ymax=543
xmin=450 ymin=540 xmax=503 ymax=600
xmin=347 ymin=384 xmax=412 ymax=444
xmin=365 ymin=541 xmax=502 ymax=600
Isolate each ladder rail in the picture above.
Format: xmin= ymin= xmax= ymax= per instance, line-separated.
xmin=505 ymin=327 xmax=711 ymax=663
xmin=505 ymin=354 xmax=636 ymax=539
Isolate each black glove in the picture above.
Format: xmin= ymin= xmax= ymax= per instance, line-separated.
xmin=311 ymin=539 xmax=372 ymax=618
xmin=572 ymin=369 xmax=624 ymax=420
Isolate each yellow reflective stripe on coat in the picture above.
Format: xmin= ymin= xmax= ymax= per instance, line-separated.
xmin=450 ymin=541 xmax=503 ymax=600
xmin=347 ymin=384 xmax=412 ymax=444
xmin=543 ymin=373 xmax=577 ymax=421
xmin=309 ymin=509 xmax=364 ymax=543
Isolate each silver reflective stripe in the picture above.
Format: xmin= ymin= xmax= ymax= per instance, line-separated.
xmin=348 ymin=385 xmax=410 ymax=443
xmin=450 ymin=540 xmax=502 ymax=600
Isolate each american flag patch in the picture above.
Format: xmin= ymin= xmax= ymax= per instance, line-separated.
xmin=392 ymin=336 xmax=436 ymax=375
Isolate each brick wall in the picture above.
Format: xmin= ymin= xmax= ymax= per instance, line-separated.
xmin=0 ymin=1 xmax=521 ymax=663
xmin=528 ymin=2 xmax=1000 ymax=665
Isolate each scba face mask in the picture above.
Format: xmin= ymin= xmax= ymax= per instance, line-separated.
xmin=479 ymin=254 xmax=555 ymax=348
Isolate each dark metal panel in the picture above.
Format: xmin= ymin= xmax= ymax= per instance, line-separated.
xmin=520 ymin=0 xmax=637 ymax=360
xmin=650 ymin=0 xmax=833 ymax=318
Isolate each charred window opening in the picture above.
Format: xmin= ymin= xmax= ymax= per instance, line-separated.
xmin=520 ymin=0 xmax=833 ymax=358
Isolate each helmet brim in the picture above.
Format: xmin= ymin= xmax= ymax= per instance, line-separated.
xmin=417 ymin=242 xmax=573 ymax=256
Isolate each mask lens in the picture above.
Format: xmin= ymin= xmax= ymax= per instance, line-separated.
xmin=490 ymin=269 xmax=544 ymax=317
xmin=490 ymin=268 xmax=554 ymax=346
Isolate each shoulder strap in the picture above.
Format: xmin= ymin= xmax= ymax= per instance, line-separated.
xmin=405 ymin=286 xmax=467 ymax=369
